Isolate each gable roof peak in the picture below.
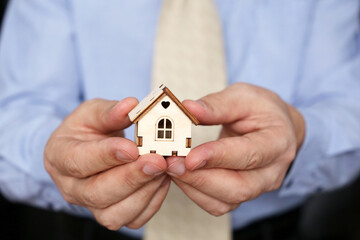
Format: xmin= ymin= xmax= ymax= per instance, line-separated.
xmin=128 ymin=84 xmax=199 ymax=125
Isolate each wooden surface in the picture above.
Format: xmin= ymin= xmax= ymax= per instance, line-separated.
xmin=136 ymin=95 xmax=192 ymax=156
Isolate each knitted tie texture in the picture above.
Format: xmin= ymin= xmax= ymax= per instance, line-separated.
xmin=146 ymin=0 xmax=230 ymax=239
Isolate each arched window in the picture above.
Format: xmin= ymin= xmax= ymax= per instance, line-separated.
xmin=156 ymin=117 xmax=173 ymax=140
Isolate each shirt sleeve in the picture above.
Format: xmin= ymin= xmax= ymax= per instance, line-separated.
xmin=0 ymin=0 xmax=88 ymax=215
xmin=280 ymin=0 xmax=360 ymax=196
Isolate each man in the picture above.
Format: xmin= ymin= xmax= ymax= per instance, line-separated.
xmin=1 ymin=0 xmax=360 ymax=239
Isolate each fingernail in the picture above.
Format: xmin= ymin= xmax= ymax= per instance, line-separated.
xmin=142 ymin=163 xmax=164 ymax=176
xmin=167 ymin=159 xmax=185 ymax=176
xmin=192 ymin=160 xmax=207 ymax=170
xmin=116 ymin=150 xmax=135 ymax=162
xmin=196 ymin=100 xmax=207 ymax=109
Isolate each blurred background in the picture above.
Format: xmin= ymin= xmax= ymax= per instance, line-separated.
xmin=0 ymin=0 xmax=6 ymax=26
xmin=0 ymin=0 xmax=359 ymax=239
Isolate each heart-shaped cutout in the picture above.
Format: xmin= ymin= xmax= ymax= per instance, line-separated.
xmin=161 ymin=101 xmax=170 ymax=109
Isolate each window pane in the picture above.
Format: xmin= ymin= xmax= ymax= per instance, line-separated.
xmin=166 ymin=119 xmax=172 ymax=129
xmin=158 ymin=130 xmax=164 ymax=139
xmin=165 ymin=131 xmax=172 ymax=139
xmin=158 ymin=119 xmax=164 ymax=128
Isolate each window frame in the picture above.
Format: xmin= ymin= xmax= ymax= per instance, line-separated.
xmin=156 ymin=117 xmax=174 ymax=141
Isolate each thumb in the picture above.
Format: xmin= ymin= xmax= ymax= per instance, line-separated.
xmin=68 ymin=97 xmax=139 ymax=133
xmin=182 ymin=85 xmax=249 ymax=125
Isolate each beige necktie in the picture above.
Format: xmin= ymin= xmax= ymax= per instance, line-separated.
xmin=145 ymin=0 xmax=230 ymax=239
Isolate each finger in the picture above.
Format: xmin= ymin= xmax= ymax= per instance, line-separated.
xmin=172 ymin=178 xmax=237 ymax=217
xmin=65 ymin=154 xmax=167 ymax=208
xmin=185 ymin=129 xmax=293 ymax=171
xmin=182 ymin=84 xmax=248 ymax=126
xmin=90 ymin=175 xmax=168 ymax=231
xmin=182 ymin=83 xmax=278 ymax=126
xmin=67 ymin=97 xmax=139 ymax=133
xmin=168 ymin=159 xmax=265 ymax=204
xmin=47 ymin=136 xmax=139 ymax=178
xmin=126 ymin=176 xmax=171 ymax=229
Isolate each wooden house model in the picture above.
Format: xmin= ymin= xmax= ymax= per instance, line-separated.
xmin=128 ymin=84 xmax=199 ymax=156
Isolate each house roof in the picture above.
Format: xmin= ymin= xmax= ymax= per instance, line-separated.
xmin=128 ymin=84 xmax=199 ymax=125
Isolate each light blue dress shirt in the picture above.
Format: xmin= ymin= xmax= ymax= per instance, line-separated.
xmin=1 ymin=0 xmax=360 ymax=238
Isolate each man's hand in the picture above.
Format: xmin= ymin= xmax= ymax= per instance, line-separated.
xmin=44 ymin=98 xmax=170 ymax=230
xmin=166 ymin=83 xmax=305 ymax=216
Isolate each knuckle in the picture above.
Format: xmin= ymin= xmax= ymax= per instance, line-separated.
xmin=82 ymin=178 xmax=109 ymax=208
xmin=123 ymin=172 xmax=142 ymax=190
xmin=43 ymin=137 xmax=63 ymax=173
xmin=59 ymin=183 xmax=77 ymax=205
xmin=189 ymin=174 xmax=207 ymax=190
xmin=216 ymin=139 xmax=229 ymax=165
xmin=270 ymin=179 xmax=283 ymax=191
xmin=246 ymin=150 xmax=262 ymax=169
xmin=261 ymin=88 xmax=281 ymax=102
xmin=268 ymin=91 xmax=281 ymax=101
xmin=267 ymin=175 xmax=283 ymax=192
xmin=230 ymin=82 xmax=244 ymax=91
xmin=124 ymin=174 xmax=139 ymax=189
xmin=78 ymin=98 xmax=105 ymax=116
xmin=84 ymin=98 xmax=101 ymax=107
xmin=278 ymin=134 xmax=291 ymax=150
xmin=150 ymin=200 xmax=163 ymax=214
xmin=43 ymin=143 xmax=52 ymax=164
xmin=270 ymin=170 xmax=287 ymax=192
xmin=65 ymin=156 xmax=84 ymax=177
xmin=126 ymin=191 xmax=164 ymax=229
xmin=62 ymin=192 xmax=77 ymax=205
xmin=63 ymin=144 xmax=89 ymax=178
xmin=126 ymin=221 xmax=144 ymax=230
xmin=84 ymin=187 xmax=103 ymax=207
xmin=98 ymin=144 xmax=115 ymax=168
xmin=60 ymin=182 xmax=78 ymax=205
xmin=142 ymin=195 xmax=163 ymax=215
xmin=284 ymin=146 xmax=296 ymax=163
xmin=77 ymin=100 xmax=93 ymax=112
xmin=276 ymin=136 xmax=296 ymax=165
xmin=105 ymin=222 xmax=122 ymax=232
xmin=208 ymin=203 xmax=232 ymax=217
xmin=44 ymin=158 xmax=55 ymax=176
xmin=96 ymin=211 xmax=123 ymax=231
xmin=226 ymin=189 xmax=251 ymax=204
